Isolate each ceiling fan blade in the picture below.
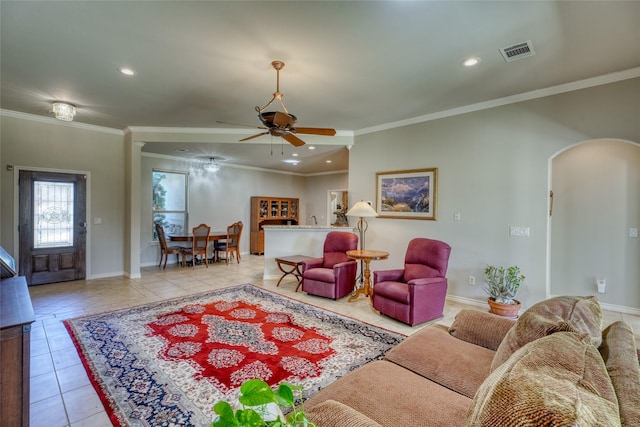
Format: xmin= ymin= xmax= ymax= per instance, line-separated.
xmin=283 ymin=132 xmax=306 ymax=147
xmin=217 ymin=120 xmax=265 ymax=130
xmin=273 ymin=111 xmax=295 ymax=128
xmin=293 ymin=127 xmax=337 ymax=136
xmin=239 ymin=132 xmax=269 ymax=142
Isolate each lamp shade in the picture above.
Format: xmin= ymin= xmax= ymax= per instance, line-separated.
xmin=346 ymin=200 xmax=378 ymax=218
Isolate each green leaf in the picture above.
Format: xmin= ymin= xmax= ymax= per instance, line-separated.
xmin=235 ymin=408 xmax=267 ymax=427
xmin=212 ymin=401 xmax=240 ymax=426
xmin=239 ymin=379 xmax=276 ymax=407
xmin=274 ymin=383 xmax=295 ymax=407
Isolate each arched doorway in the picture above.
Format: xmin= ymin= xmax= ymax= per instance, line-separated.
xmin=549 ymin=139 xmax=640 ymax=309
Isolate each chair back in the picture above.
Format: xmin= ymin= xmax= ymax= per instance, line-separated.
xmin=226 ymin=221 xmax=243 ymax=249
xmin=403 ymin=238 xmax=451 ymax=280
xmin=322 ymin=231 xmax=358 ymax=268
xmin=192 ymin=223 xmax=211 ymax=251
xmin=155 ymin=223 xmax=169 ymax=250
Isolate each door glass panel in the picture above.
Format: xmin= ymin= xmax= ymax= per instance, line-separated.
xmin=34 ymin=181 xmax=74 ymax=248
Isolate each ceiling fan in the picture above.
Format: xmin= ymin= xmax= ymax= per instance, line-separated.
xmin=218 ymin=61 xmax=336 ymax=147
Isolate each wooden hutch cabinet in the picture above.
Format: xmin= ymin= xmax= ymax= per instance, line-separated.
xmin=250 ymin=196 xmax=299 ymax=254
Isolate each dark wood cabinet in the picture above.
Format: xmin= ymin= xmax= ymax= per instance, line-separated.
xmin=250 ymin=196 xmax=299 ymax=254
xmin=1 ymin=276 xmax=35 ymax=427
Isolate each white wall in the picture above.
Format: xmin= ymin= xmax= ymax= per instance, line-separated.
xmin=303 ymin=173 xmax=349 ymax=226
xmin=348 ymin=78 xmax=640 ymax=311
xmin=551 ymin=139 xmax=640 ymax=306
xmin=1 ymin=114 xmax=126 ymax=278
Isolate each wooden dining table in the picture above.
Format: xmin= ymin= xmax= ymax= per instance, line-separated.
xmin=168 ymin=231 xmax=227 ymax=263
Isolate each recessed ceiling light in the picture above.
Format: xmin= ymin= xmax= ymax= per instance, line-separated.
xmin=283 ymin=159 xmax=300 ymax=165
xmin=461 ymin=57 xmax=481 ymax=67
xmin=326 ymin=160 xmax=332 ymax=163
xmin=308 ymin=146 xmax=316 ymax=150
xmin=175 ymin=148 xmax=189 ymax=153
xmin=118 ymin=67 xmax=136 ymax=76
xmin=292 ymin=153 xmax=298 ymax=157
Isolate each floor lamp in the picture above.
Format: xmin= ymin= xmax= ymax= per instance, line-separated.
xmin=346 ymin=200 xmax=379 ymax=283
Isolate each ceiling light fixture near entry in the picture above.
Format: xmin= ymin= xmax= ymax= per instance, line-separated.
xmin=461 ymin=57 xmax=481 ymax=67
xmin=203 ymin=157 xmax=222 ymax=172
xmin=51 ymin=102 xmax=77 ymax=121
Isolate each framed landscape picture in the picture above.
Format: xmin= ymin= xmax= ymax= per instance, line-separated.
xmin=376 ymin=168 xmax=438 ymax=220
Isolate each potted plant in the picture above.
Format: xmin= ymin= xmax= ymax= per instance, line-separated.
xmin=211 ymin=379 xmax=315 ymax=427
xmin=483 ymin=265 xmax=525 ymax=318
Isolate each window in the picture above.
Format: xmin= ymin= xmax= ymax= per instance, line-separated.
xmin=152 ymin=170 xmax=188 ymax=238
xmin=34 ymin=181 xmax=74 ymax=248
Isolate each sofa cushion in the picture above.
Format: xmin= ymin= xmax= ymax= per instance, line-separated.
xmin=385 ymin=324 xmax=495 ymax=399
xmin=464 ymin=332 xmax=620 ymax=427
xmin=305 ymin=360 xmax=472 ymax=427
xmin=491 ymin=295 xmax=602 ymax=371
xmin=599 ymin=321 xmax=640 ymax=426
xmin=448 ymin=309 xmax=516 ymax=351
xmin=306 ymin=400 xmax=382 ymax=427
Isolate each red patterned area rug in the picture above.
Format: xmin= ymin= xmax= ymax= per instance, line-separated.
xmin=64 ymin=284 xmax=405 ymax=426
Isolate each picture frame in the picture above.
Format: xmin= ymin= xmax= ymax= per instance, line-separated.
xmin=376 ymin=168 xmax=438 ymax=220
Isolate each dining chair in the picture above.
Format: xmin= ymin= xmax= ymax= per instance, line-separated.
xmin=154 ymin=223 xmax=183 ymax=268
xmin=181 ymin=223 xmax=211 ymax=268
xmin=215 ymin=221 xmax=243 ymax=264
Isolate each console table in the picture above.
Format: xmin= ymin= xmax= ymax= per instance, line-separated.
xmin=1 ymin=276 xmax=35 ymax=427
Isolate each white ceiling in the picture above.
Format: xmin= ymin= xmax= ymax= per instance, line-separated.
xmin=2 ymin=1 xmax=640 ymax=173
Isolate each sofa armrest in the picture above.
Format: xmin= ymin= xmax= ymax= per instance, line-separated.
xmin=373 ymin=269 xmax=404 ymax=283
xmin=448 ymin=309 xmax=516 ymax=351
xmin=301 ymin=257 xmax=323 ymax=272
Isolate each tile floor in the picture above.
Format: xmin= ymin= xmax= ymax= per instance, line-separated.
xmin=27 ymin=255 xmax=640 ymax=426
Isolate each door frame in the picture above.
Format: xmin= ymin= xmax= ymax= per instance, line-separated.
xmin=13 ymin=166 xmax=92 ymax=279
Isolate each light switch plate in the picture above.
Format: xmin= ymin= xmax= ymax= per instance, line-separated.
xmin=509 ymin=226 xmax=530 ymax=237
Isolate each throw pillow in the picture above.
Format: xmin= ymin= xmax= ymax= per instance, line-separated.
xmin=464 ymin=332 xmax=621 ymax=427
xmin=448 ymin=309 xmax=516 ymax=351
xmin=306 ymin=400 xmax=383 ymax=427
xmin=491 ymin=295 xmax=602 ymax=371
xmin=599 ymin=321 xmax=640 ymax=426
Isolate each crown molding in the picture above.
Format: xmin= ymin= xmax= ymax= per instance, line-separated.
xmin=0 ymin=109 xmax=125 ymax=135
xmin=355 ymin=67 xmax=640 ymax=136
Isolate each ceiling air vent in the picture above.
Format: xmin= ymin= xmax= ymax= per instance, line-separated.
xmin=499 ymin=40 xmax=535 ymax=62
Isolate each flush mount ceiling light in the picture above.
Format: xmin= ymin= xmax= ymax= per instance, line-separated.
xmin=51 ymin=102 xmax=77 ymax=121
xmin=283 ymin=159 xmax=300 ymax=165
xmin=461 ymin=56 xmax=481 ymax=67
xmin=203 ymin=157 xmax=222 ymax=172
xmin=118 ymin=67 xmax=136 ymax=76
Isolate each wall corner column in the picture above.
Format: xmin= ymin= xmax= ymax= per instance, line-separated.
xmin=125 ymin=135 xmax=144 ymax=279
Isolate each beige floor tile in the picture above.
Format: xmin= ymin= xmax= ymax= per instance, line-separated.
xmin=63 ymin=384 xmax=105 ymax=424
xmin=51 ymin=347 xmax=83 ymax=370
xmin=31 ymin=336 xmax=51 ymax=357
xmin=30 ymin=371 xmax=61 ymax=403
xmin=70 ymin=410 xmax=112 ymax=427
xmin=30 ymin=352 xmax=55 ymax=378
xmin=30 ymin=394 xmax=69 ymax=427
xmin=56 ymin=363 xmax=91 ymax=393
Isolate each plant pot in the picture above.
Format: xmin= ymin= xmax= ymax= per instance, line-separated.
xmin=487 ymin=298 xmax=521 ymax=318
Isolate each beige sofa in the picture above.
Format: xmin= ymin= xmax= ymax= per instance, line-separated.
xmin=305 ymin=296 xmax=640 ymax=427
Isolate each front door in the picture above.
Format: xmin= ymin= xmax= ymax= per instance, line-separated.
xmin=19 ymin=170 xmax=87 ymax=285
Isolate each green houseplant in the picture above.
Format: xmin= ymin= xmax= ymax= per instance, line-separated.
xmin=211 ymin=379 xmax=315 ymax=427
xmin=483 ymin=265 xmax=525 ymax=317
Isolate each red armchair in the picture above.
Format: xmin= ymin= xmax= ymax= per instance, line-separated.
xmin=301 ymin=231 xmax=359 ymax=300
xmin=373 ymin=238 xmax=451 ymax=326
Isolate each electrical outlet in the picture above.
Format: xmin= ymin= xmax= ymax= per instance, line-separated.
xmin=468 ymin=275 xmax=476 ymax=285
xmin=630 ymin=228 xmax=638 ymax=238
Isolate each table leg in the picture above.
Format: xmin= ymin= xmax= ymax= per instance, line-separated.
xmin=276 ymin=262 xmax=303 ymax=291
xmin=349 ymin=259 xmax=372 ymax=302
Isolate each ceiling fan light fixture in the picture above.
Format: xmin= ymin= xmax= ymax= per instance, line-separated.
xmin=51 ymin=102 xmax=76 ymax=121
xmin=203 ymin=157 xmax=221 ymax=172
